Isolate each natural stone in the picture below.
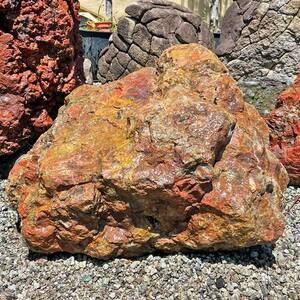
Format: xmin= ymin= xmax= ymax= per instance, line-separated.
xmin=217 ymin=0 xmax=299 ymax=84
xmin=127 ymin=60 xmax=142 ymax=73
xmin=8 ymin=44 xmax=288 ymax=259
xmin=146 ymin=55 xmax=158 ymax=67
xmin=104 ymin=44 xmax=119 ymax=64
xmin=0 ymin=0 xmax=84 ymax=160
xmin=117 ymin=17 xmax=136 ymax=43
xmin=110 ymin=58 xmax=125 ymax=80
xmin=147 ymin=19 xmax=171 ymax=39
xmin=265 ymin=75 xmax=300 ymax=186
xmin=128 ymin=44 xmax=149 ymax=65
xmin=97 ymin=0 xmax=211 ymax=83
xmin=125 ymin=2 xmax=153 ymax=19
xmin=117 ymin=52 xmax=131 ymax=69
xmin=151 ymin=36 xmax=171 ymax=56
xmin=175 ymin=22 xmax=198 ymax=43
xmin=112 ymin=33 xmax=129 ymax=52
xmin=132 ymin=24 xmax=152 ymax=52
xmin=216 ymin=2 xmax=247 ymax=56
xmin=0 ymin=0 xmax=20 ymax=10
xmin=217 ymin=0 xmax=299 ymax=113
xmin=141 ymin=7 xmax=175 ymax=23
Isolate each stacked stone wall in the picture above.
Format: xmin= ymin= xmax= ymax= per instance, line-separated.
xmin=97 ymin=0 xmax=211 ymax=84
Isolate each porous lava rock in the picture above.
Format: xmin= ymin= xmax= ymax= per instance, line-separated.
xmin=0 ymin=0 xmax=84 ymax=159
xmin=266 ymin=75 xmax=300 ymax=186
xmin=97 ymin=0 xmax=211 ymax=84
xmin=8 ymin=44 xmax=288 ymax=259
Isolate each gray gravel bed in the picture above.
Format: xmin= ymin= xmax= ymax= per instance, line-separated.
xmin=0 ymin=179 xmax=299 ymax=300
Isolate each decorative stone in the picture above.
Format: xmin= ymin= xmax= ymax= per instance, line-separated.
xmin=97 ymin=0 xmax=211 ymax=83
xmin=125 ymin=2 xmax=153 ymax=19
xmin=175 ymin=22 xmax=198 ymax=43
xmin=127 ymin=60 xmax=142 ymax=73
xmin=216 ymin=2 xmax=246 ymax=56
xmin=128 ymin=44 xmax=149 ymax=65
xmin=132 ymin=24 xmax=152 ymax=52
xmin=117 ymin=17 xmax=136 ymax=43
xmin=117 ymin=52 xmax=131 ymax=69
xmin=217 ymin=0 xmax=300 ymax=114
xmin=151 ymin=36 xmax=171 ymax=56
xmin=0 ymin=0 xmax=84 ymax=160
xmin=112 ymin=33 xmax=129 ymax=52
xmin=8 ymin=44 xmax=288 ymax=259
xmin=110 ymin=58 xmax=125 ymax=80
xmin=266 ymin=75 xmax=300 ymax=186
xmin=141 ymin=8 xmax=175 ymax=23
xmin=0 ymin=0 xmax=20 ymax=10
xmin=104 ymin=44 xmax=119 ymax=64
xmin=216 ymin=0 xmax=300 ymax=86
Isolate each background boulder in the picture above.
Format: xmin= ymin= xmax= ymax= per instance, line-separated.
xmin=8 ymin=44 xmax=288 ymax=259
xmin=0 ymin=0 xmax=84 ymax=168
xmin=216 ymin=0 xmax=300 ymax=114
xmin=97 ymin=0 xmax=211 ymax=84
xmin=266 ymin=75 xmax=300 ymax=186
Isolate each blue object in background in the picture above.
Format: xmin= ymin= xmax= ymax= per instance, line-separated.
xmin=79 ymin=29 xmax=111 ymax=81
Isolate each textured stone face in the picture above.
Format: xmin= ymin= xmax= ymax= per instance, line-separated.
xmin=266 ymin=75 xmax=300 ymax=186
xmin=8 ymin=44 xmax=288 ymax=259
xmin=97 ymin=0 xmax=211 ymax=84
xmin=216 ymin=0 xmax=300 ymax=113
xmin=0 ymin=0 xmax=20 ymax=10
xmin=0 ymin=0 xmax=84 ymax=158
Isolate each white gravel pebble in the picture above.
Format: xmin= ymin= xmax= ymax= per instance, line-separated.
xmin=0 ymin=180 xmax=299 ymax=300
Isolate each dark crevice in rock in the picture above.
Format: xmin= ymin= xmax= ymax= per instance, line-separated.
xmin=0 ymin=136 xmax=36 ymax=179
xmin=214 ymin=123 xmax=236 ymax=166
xmin=266 ymin=183 xmax=274 ymax=194
xmin=15 ymin=216 xmax=21 ymax=233
xmin=54 ymin=180 xmax=94 ymax=193
xmin=0 ymin=13 xmax=10 ymax=33
xmin=145 ymin=215 xmax=161 ymax=231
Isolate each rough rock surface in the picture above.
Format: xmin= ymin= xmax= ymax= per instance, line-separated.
xmin=217 ymin=0 xmax=299 ymax=83
xmin=216 ymin=0 xmax=300 ymax=113
xmin=8 ymin=44 xmax=288 ymax=259
xmin=266 ymin=75 xmax=300 ymax=186
xmin=97 ymin=0 xmax=211 ymax=84
xmin=0 ymin=0 xmax=84 ymax=158
xmin=1 ymin=179 xmax=300 ymax=299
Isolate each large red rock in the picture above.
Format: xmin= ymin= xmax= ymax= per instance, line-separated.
xmin=266 ymin=75 xmax=300 ymax=186
xmin=7 ymin=44 xmax=288 ymax=259
xmin=0 ymin=0 xmax=84 ymax=157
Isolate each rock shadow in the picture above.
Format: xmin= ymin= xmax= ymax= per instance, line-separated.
xmin=27 ymin=243 xmax=276 ymax=269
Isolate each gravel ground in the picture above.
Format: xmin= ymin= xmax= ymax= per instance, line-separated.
xmin=0 ymin=179 xmax=299 ymax=300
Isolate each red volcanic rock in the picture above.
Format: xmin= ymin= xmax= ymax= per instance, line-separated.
xmin=0 ymin=0 xmax=83 ymax=157
xmin=266 ymin=76 xmax=300 ymax=185
xmin=0 ymin=0 xmax=20 ymax=10
xmin=7 ymin=44 xmax=288 ymax=259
